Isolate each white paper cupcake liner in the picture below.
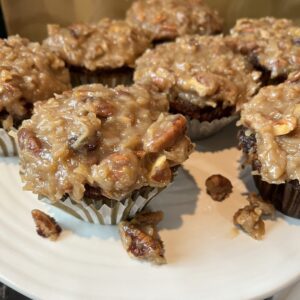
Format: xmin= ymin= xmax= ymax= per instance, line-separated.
xmin=187 ymin=114 xmax=238 ymax=140
xmin=39 ymin=187 xmax=164 ymax=225
xmin=0 ymin=128 xmax=18 ymax=157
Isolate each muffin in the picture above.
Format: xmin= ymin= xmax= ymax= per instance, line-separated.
xmin=0 ymin=35 xmax=71 ymax=156
xmin=17 ymin=84 xmax=193 ymax=224
xmin=43 ymin=18 xmax=152 ymax=87
xmin=239 ymin=72 xmax=300 ymax=218
xmin=126 ymin=0 xmax=223 ymax=43
xmin=134 ymin=35 xmax=261 ymax=139
xmin=230 ymin=17 xmax=300 ymax=84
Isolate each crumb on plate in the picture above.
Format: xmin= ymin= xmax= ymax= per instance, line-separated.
xmin=31 ymin=209 xmax=62 ymax=241
xmin=205 ymin=174 xmax=233 ymax=201
xmin=233 ymin=193 xmax=275 ymax=240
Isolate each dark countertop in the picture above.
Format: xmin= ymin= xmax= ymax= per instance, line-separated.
xmin=0 ymin=284 xmax=30 ymax=300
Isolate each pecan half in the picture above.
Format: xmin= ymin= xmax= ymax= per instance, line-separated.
xmin=119 ymin=211 xmax=166 ymax=265
xmin=143 ymin=114 xmax=187 ymax=153
xmin=31 ymin=209 xmax=62 ymax=241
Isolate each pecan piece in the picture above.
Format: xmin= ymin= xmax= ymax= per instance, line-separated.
xmin=94 ymin=100 xmax=115 ymax=118
xmin=233 ymin=205 xmax=265 ymax=240
xmin=31 ymin=209 xmax=62 ymax=241
xmin=272 ymin=116 xmax=297 ymax=136
xmin=68 ymin=117 xmax=101 ymax=151
xmin=247 ymin=193 xmax=275 ymax=218
xmin=17 ymin=128 xmax=42 ymax=155
xmin=205 ymin=174 xmax=233 ymax=202
xmin=233 ymin=193 xmax=275 ymax=240
xmin=92 ymin=151 xmax=139 ymax=199
xmin=143 ymin=114 xmax=187 ymax=153
xmin=148 ymin=155 xmax=172 ymax=187
xmin=119 ymin=211 xmax=166 ymax=265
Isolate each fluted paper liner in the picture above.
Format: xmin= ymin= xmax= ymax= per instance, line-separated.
xmin=0 ymin=129 xmax=18 ymax=157
xmin=187 ymin=114 xmax=238 ymax=140
xmin=39 ymin=186 xmax=164 ymax=225
xmin=254 ymin=175 xmax=300 ymax=219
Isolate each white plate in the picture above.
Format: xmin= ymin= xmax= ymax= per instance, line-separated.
xmin=0 ymin=123 xmax=300 ymax=300
xmin=275 ymin=280 xmax=300 ymax=300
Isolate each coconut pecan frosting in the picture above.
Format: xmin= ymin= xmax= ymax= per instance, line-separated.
xmin=18 ymin=84 xmax=193 ymax=202
xmin=0 ymin=35 xmax=71 ymax=129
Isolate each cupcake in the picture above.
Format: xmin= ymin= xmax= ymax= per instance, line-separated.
xmin=134 ymin=35 xmax=261 ymax=140
xmin=17 ymin=84 xmax=193 ymax=225
xmin=229 ymin=17 xmax=300 ymax=84
xmin=126 ymin=0 xmax=223 ymax=43
xmin=0 ymin=35 xmax=71 ymax=157
xmin=239 ymin=72 xmax=300 ymax=218
xmin=43 ymin=18 xmax=152 ymax=87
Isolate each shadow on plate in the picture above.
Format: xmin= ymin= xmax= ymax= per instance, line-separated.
xmin=150 ymin=167 xmax=200 ymax=230
xmin=0 ymin=156 xmax=19 ymax=165
xmin=275 ymin=212 xmax=300 ymax=227
xmin=238 ymin=160 xmax=258 ymax=193
xmin=195 ymin=122 xmax=239 ymax=153
xmin=47 ymin=205 xmax=120 ymax=240
xmin=48 ymin=167 xmax=200 ymax=239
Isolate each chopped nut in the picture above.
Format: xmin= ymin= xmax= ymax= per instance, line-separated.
xmin=2 ymin=115 xmax=13 ymax=131
xmin=69 ymin=118 xmax=101 ymax=151
xmin=272 ymin=116 xmax=297 ymax=136
xmin=17 ymin=128 xmax=42 ymax=155
xmin=119 ymin=211 xmax=166 ymax=265
xmin=293 ymin=104 xmax=300 ymax=118
xmin=148 ymin=155 xmax=172 ymax=187
xmin=233 ymin=206 xmax=265 ymax=240
xmin=233 ymin=193 xmax=275 ymax=240
xmin=31 ymin=209 xmax=62 ymax=241
xmin=247 ymin=193 xmax=275 ymax=218
xmin=179 ymin=77 xmax=217 ymax=98
xmin=94 ymin=101 xmax=115 ymax=118
xmin=164 ymin=136 xmax=194 ymax=166
xmin=288 ymin=71 xmax=300 ymax=83
xmin=205 ymin=174 xmax=233 ymax=201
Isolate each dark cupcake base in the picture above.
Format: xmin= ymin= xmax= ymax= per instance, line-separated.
xmin=69 ymin=66 xmax=134 ymax=88
xmin=249 ymin=54 xmax=287 ymax=86
xmin=254 ymin=175 xmax=300 ymax=219
xmin=238 ymin=127 xmax=300 ymax=219
xmin=170 ymin=97 xmax=235 ymax=123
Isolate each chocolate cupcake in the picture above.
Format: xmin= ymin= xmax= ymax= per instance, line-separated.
xmin=0 ymin=35 xmax=71 ymax=156
xmin=134 ymin=35 xmax=261 ymax=139
xmin=43 ymin=19 xmax=152 ymax=87
xmin=230 ymin=17 xmax=300 ymax=84
xmin=239 ymin=72 xmax=300 ymax=218
xmin=126 ymin=0 xmax=223 ymax=43
xmin=17 ymin=84 xmax=193 ymax=225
